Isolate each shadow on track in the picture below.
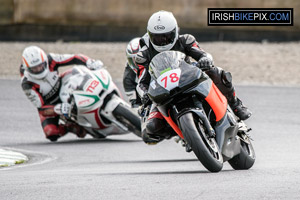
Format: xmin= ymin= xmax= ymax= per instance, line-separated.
xmin=102 ymin=170 xmax=210 ymax=175
xmin=93 ymin=169 xmax=235 ymax=175
xmin=106 ymin=158 xmax=199 ymax=164
xmin=17 ymin=138 xmax=141 ymax=146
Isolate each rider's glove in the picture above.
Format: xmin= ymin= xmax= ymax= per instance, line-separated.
xmin=54 ymin=103 xmax=71 ymax=117
xmin=86 ymin=59 xmax=103 ymax=70
xmin=138 ymin=105 xmax=149 ymax=117
xmin=198 ymin=56 xmax=213 ymax=71
xmin=141 ymin=93 xmax=151 ymax=106
xmin=130 ymin=99 xmax=141 ymax=108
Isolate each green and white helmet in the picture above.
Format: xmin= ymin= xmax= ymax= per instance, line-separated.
xmin=126 ymin=37 xmax=141 ymax=74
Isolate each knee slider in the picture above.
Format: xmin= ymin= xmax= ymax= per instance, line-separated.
xmin=221 ymin=71 xmax=232 ymax=87
xmin=207 ymin=67 xmax=234 ymax=95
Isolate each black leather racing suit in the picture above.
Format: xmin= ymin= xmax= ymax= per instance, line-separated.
xmin=122 ymin=63 xmax=142 ymax=107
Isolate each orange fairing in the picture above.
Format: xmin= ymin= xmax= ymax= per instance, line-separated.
xmin=162 ymin=110 xmax=184 ymax=139
xmin=205 ymin=83 xmax=227 ymax=122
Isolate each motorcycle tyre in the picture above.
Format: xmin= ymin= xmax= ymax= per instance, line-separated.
xmin=179 ymin=112 xmax=223 ymax=172
xmin=112 ymin=104 xmax=142 ymax=137
xmin=228 ymin=134 xmax=255 ymax=170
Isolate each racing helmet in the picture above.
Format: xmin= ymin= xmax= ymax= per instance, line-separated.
xmin=22 ymin=46 xmax=49 ymax=79
xmin=147 ymin=10 xmax=179 ymax=52
xmin=126 ymin=37 xmax=141 ymax=73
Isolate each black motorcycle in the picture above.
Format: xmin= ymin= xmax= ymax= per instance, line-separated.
xmin=146 ymin=51 xmax=255 ymax=172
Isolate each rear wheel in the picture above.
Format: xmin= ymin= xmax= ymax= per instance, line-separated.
xmin=228 ymin=132 xmax=255 ymax=170
xmin=179 ymin=112 xmax=223 ymax=172
xmin=112 ymin=104 xmax=142 ymax=137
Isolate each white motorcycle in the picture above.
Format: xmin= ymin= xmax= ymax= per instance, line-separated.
xmin=59 ymin=66 xmax=141 ymax=139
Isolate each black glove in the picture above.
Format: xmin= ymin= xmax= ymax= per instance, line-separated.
xmin=129 ymin=99 xmax=141 ymax=108
xmin=138 ymin=104 xmax=151 ymax=117
xmin=198 ymin=57 xmax=213 ymax=71
xmin=141 ymin=93 xmax=151 ymax=106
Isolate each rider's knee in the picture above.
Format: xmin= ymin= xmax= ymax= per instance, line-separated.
xmin=206 ymin=66 xmax=234 ymax=94
xmin=221 ymin=71 xmax=233 ymax=87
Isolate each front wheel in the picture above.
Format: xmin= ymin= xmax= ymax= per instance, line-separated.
xmin=179 ymin=112 xmax=223 ymax=172
xmin=228 ymin=132 xmax=255 ymax=170
xmin=112 ymin=104 xmax=142 ymax=138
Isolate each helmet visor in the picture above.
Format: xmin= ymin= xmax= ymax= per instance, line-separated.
xmin=28 ymin=62 xmax=47 ymax=75
xmin=148 ymin=28 xmax=176 ymax=47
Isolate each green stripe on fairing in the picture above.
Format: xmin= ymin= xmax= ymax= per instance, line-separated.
xmin=160 ymin=67 xmax=171 ymax=75
xmin=77 ymin=94 xmax=100 ymax=108
xmin=95 ymin=73 xmax=110 ymax=90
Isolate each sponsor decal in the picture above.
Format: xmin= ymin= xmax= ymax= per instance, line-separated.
xmin=78 ymin=99 xmax=90 ymax=106
xmin=44 ymin=80 xmax=60 ymax=100
xmin=208 ymin=8 xmax=293 ymax=26
xmin=86 ymin=80 xmax=99 ymax=93
xmin=154 ymin=25 xmax=165 ymax=30
xmin=31 ymin=58 xmax=40 ymax=65
xmin=150 ymin=80 xmax=156 ymax=89
xmin=148 ymin=111 xmax=163 ymax=120
xmin=77 ymin=94 xmax=99 ymax=108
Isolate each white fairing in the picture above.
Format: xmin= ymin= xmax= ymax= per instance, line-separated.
xmin=60 ymin=66 xmax=131 ymax=136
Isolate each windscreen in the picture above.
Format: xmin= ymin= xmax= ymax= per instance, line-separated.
xmin=149 ymin=51 xmax=186 ymax=79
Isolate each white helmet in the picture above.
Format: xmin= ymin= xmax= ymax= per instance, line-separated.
xmin=22 ymin=46 xmax=49 ymax=79
xmin=147 ymin=10 xmax=179 ymax=52
xmin=126 ymin=37 xmax=141 ymax=73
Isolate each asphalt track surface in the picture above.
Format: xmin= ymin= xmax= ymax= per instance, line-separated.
xmin=1 ymin=79 xmax=300 ymax=200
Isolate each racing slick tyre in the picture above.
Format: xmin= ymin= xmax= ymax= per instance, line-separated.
xmin=179 ymin=112 xmax=223 ymax=172
xmin=228 ymin=132 xmax=255 ymax=170
xmin=112 ymin=104 xmax=142 ymax=137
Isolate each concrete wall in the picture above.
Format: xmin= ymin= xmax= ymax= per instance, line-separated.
xmin=11 ymin=0 xmax=299 ymax=29
xmin=0 ymin=0 xmax=299 ymax=41
xmin=0 ymin=0 xmax=14 ymax=24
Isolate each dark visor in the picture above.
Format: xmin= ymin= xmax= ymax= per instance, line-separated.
xmin=148 ymin=28 xmax=176 ymax=46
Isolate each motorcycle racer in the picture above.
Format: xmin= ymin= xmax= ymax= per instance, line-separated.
xmin=123 ymin=37 xmax=142 ymax=108
xmin=136 ymin=10 xmax=252 ymax=144
xmin=20 ymin=45 xmax=103 ymax=142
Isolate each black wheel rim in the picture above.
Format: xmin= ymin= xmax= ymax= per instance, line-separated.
xmin=195 ymin=119 xmax=222 ymax=162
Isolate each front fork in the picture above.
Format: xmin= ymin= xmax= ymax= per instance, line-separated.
xmin=172 ymin=95 xmax=216 ymax=138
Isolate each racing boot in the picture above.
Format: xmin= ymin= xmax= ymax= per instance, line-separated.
xmin=228 ymin=95 xmax=252 ymax=120
xmin=65 ymin=122 xmax=86 ymax=138
xmin=44 ymin=124 xmax=67 ymax=142
xmin=142 ymin=130 xmax=164 ymax=145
